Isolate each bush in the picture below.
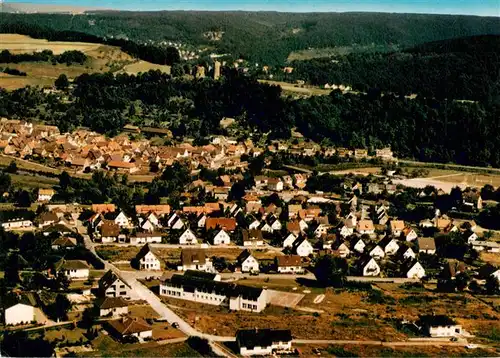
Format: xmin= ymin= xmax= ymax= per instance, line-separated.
xmin=326 ymin=345 xmax=357 ymax=357
xmin=187 ymin=336 xmax=214 ymax=356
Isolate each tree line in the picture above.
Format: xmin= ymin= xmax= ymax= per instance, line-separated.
xmin=0 ymin=49 xmax=88 ymax=65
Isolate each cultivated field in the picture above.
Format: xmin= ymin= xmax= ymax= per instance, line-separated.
xmin=0 ymin=34 xmax=103 ymax=55
xmin=0 ymin=34 xmax=170 ymax=90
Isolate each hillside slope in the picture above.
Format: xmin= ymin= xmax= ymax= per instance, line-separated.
xmin=1 ymin=12 xmax=499 ymax=64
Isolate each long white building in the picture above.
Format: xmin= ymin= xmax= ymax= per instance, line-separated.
xmin=160 ymin=272 xmax=267 ymax=312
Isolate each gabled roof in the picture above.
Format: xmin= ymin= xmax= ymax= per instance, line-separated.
xmin=107 ymin=316 xmax=151 ymax=335
xmin=135 ymin=244 xmax=160 ymax=261
xmin=417 ymin=237 xmax=436 ymax=250
xmin=181 ymin=249 xmax=207 ymax=266
xmin=242 ymin=229 xmax=263 ymax=242
xmin=38 ymin=212 xmax=59 ymax=223
xmin=205 ymin=217 xmax=237 ymax=231
xmin=99 ymin=270 xmax=130 ymax=290
xmin=275 ymin=255 xmax=302 ymax=267
xmin=237 ymin=249 xmax=254 ymax=264
xmin=51 ymin=236 xmax=77 ymax=248
xmin=97 ymin=296 xmax=129 ymax=309
xmin=55 ymin=259 xmax=90 ymax=271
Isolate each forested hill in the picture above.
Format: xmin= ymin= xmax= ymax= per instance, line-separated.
xmin=1 ymin=11 xmax=499 ymax=64
xmin=282 ymin=35 xmax=500 ymax=101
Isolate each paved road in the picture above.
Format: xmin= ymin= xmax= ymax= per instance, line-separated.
xmin=293 ymin=339 xmax=482 ymax=347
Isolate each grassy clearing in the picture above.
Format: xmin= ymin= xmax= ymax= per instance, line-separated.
xmin=10 ymin=173 xmax=58 ymax=189
xmin=120 ymin=61 xmax=171 ymax=75
xmin=258 ymin=80 xmax=331 ymax=96
xmin=0 ymin=34 xmax=102 ymax=55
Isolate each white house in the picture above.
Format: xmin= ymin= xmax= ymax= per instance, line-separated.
xmin=260 ymin=222 xmax=273 ymax=233
xmin=356 ymin=220 xmax=375 ymax=235
xmin=406 ymin=261 xmax=426 ymax=279
xmin=399 ymin=246 xmax=416 ymax=260
xmin=178 ymin=249 xmax=214 ymax=272
xmin=275 ymin=255 xmax=304 ymax=274
xmin=361 ymin=258 xmax=381 ymax=276
xmin=129 ymin=232 xmax=162 ymax=245
xmin=381 ymin=238 xmax=400 ymax=256
xmin=418 ymin=237 xmax=437 ymax=255
xmin=270 ymin=219 xmax=282 ymax=231
xmin=1 ymin=219 xmax=34 ymax=231
xmin=369 ymin=245 xmax=385 ymax=259
xmin=171 ymin=217 xmax=185 ymax=230
xmin=135 ymin=244 xmax=161 ymax=271
xmin=282 ymin=233 xmax=297 ymax=248
xmin=352 ymin=238 xmax=366 ymax=253
xmin=213 ymin=229 xmax=231 ymax=245
xmin=197 ymin=214 xmax=207 ymax=228
xmin=403 ymin=228 xmax=418 ymax=242
xmin=237 ymin=250 xmax=259 ymax=272
xmin=107 ymin=316 xmax=153 ymax=340
xmin=340 ymin=224 xmax=354 ymax=238
xmin=299 ymin=219 xmax=309 ymax=232
xmin=419 ymin=315 xmax=462 ymax=337
xmin=293 ymin=238 xmax=314 ymax=257
xmin=114 ymin=211 xmax=131 ymax=228
xmin=236 ymin=329 xmax=293 ymax=356
xmin=55 ymin=259 xmax=90 ymax=280
xmin=97 ymin=297 xmax=129 ymax=317
xmin=390 ymin=220 xmax=405 ymax=237
xmin=249 ymin=219 xmax=261 ymax=230
xmin=179 ymin=228 xmax=198 ymax=245
xmin=5 ymin=302 xmax=48 ymax=326
xmin=467 ymin=232 xmax=479 ymax=244
xmin=314 ymin=224 xmax=330 ymax=238
xmin=333 ymin=241 xmax=351 ymax=258
xmin=37 ymin=189 xmax=55 ymax=202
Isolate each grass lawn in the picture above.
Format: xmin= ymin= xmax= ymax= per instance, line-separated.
xmin=10 ymin=173 xmax=58 ymax=189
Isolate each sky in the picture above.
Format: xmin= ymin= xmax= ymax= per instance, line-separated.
xmin=7 ymin=0 xmax=500 ymax=16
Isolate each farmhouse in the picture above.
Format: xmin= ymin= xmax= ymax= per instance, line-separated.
xmin=236 ymin=328 xmax=293 ymax=356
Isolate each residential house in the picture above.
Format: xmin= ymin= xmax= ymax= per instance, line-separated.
xmin=37 ymin=212 xmax=59 ymax=228
xmin=267 ymin=178 xmax=283 ymax=192
xmin=379 ymin=237 xmax=400 ymax=256
xmin=178 ymin=249 xmax=214 ymax=272
xmin=403 ymin=227 xmax=418 ymax=242
xmin=242 ymin=229 xmax=265 ymax=247
xmin=106 ymin=316 xmax=152 ymax=340
xmin=397 ymin=246 xmax=416 ymax=260
xmin=99 ymin=270 xmax=133 ymax=299
xmin=360 ymin=257 xmax=381 ymax=276
xmin=205 ymin=217 xmax=237 ymax=232
xmin=375 ymin=147 xmax=394 ymax=161
xmin=129 ymin=232 xmax=162 ymax=245
xmin=472 ymin=241 xmax=500 ymax=253
xmin=54 ymin=259 xmax=90 ymax=280
xmin=351 ymin=237 xmax=366 ymax=253
xmin=282 ymin=233 xmax=297 ymax=248
xmin=213 ymin=229 xmax=231 ymax=245
xmin=92 ymin=204 xmax=116 ymax=214
xmin=356 ymin=220 xmax=375 ymax=235
xmin=51 ymin=236 xmax=77 ymax=250
xmin=462 ymin=189 xmax=483 ymax=210
xmin=369 ymin=245 xmax=385 ymax=259
xmin=332 ymin=241 xmax=351 ymax=258
xmin=275 ymin=255 xmax=304 ymax=274
xmin=292 ymin=237 xmax=314 ymax=257
xmin=237 ymin=250 xmax=259 ymax=273
xmin=236 ymin=329 xmax=293 ymax=356
xmin=97 ymin=297 xmax=129 ymax=317
xmin=405 ymin=261 xmax=426 ymax=279
xmin=179 ymin=228 xmax=198 ymax=245
xmin=417 ymin=237 xmax=437 ymax=254
xmin=100 ymin=221 xmax=120 ymax=243
xmin=37 ymin=189 xmax=55 ymax=202
xmin=135 ymin=204 xmax=171 ymax=217
xmin=1 ymin=218 xmax=33 ymax=231
xmin=390 ymin=220 xmax=405 ymax=237
xmin=135 ymin=244 xmax=162 ymax=271
xmin=418 ymin=315 xmax=462 ymax=337
xmin=4 ymin=293 xmax=48 ymax=326
xmin=114 ymin=211 xmax=132 ymax=228
xmin=288 ymin=204 xmax=302 ymax=220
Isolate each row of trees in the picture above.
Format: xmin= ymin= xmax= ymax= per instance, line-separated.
xmin=0 ymin=49 xmax=87 ymax=65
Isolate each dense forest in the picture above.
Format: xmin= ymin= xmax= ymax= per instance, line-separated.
xmin=1 ymin=12 xmax=499 ymax=64
xmin=279 ymin=36 xmax=500 ymax=101
xmin=0 ymin=69 xmax=499 ymax=167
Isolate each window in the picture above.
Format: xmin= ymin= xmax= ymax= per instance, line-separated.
xmin=242 ymin=303 xmax=247 ymax=308
xmin=119 ymin=291 xmax=126 ymax=296
xmin=120 ymin=285 xmax=125 ymax=289
xmin=253 ymin=305 xmax=257 ymax=310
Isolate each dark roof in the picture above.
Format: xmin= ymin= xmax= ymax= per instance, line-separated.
xmin=275 ymin=255 xmax=302 ymax=267
xmin=107 ymin=316 xmax=151 ymax=335
xmin=181 ymin=249 xmax=207 ymax=266
xmin=242 ymin=229 xmax=263 ymax=242
xmin=418 ymin=315 xmax=457 ymax=327
xmin=38 ymin=212 xmax=59 ymax=223
xmin=478 ymin=264 xmax=499 ymax=279
xmin=236 ymin=329 xmax=292 ymax=349
xmin=135 ymin=243 xmax=159 ymax=261
xmin=97 ymin=296 xmax=129 ymax=309
xmin=51 ymin=236 xmax=76 ymax=247
xmin=43 ymin=223 xmax=74 ymax=233
xmin=165 ymin=274 xmax=263 ymax=300
xmin=100 ymin=221 xmax=120 ymax=237
xmin=99 ymin=270 xmax=130 ymax=290
xmin=237 ymin=249 xmax=253 ymax=264
xmin=183 ymin=270 xmax=217 ymax=281
xmin=56 ymin=259 xmax=90 ymax=271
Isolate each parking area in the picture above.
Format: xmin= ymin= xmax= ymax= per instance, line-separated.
xmin=266 ymin=289 xmax=304 ymax=308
